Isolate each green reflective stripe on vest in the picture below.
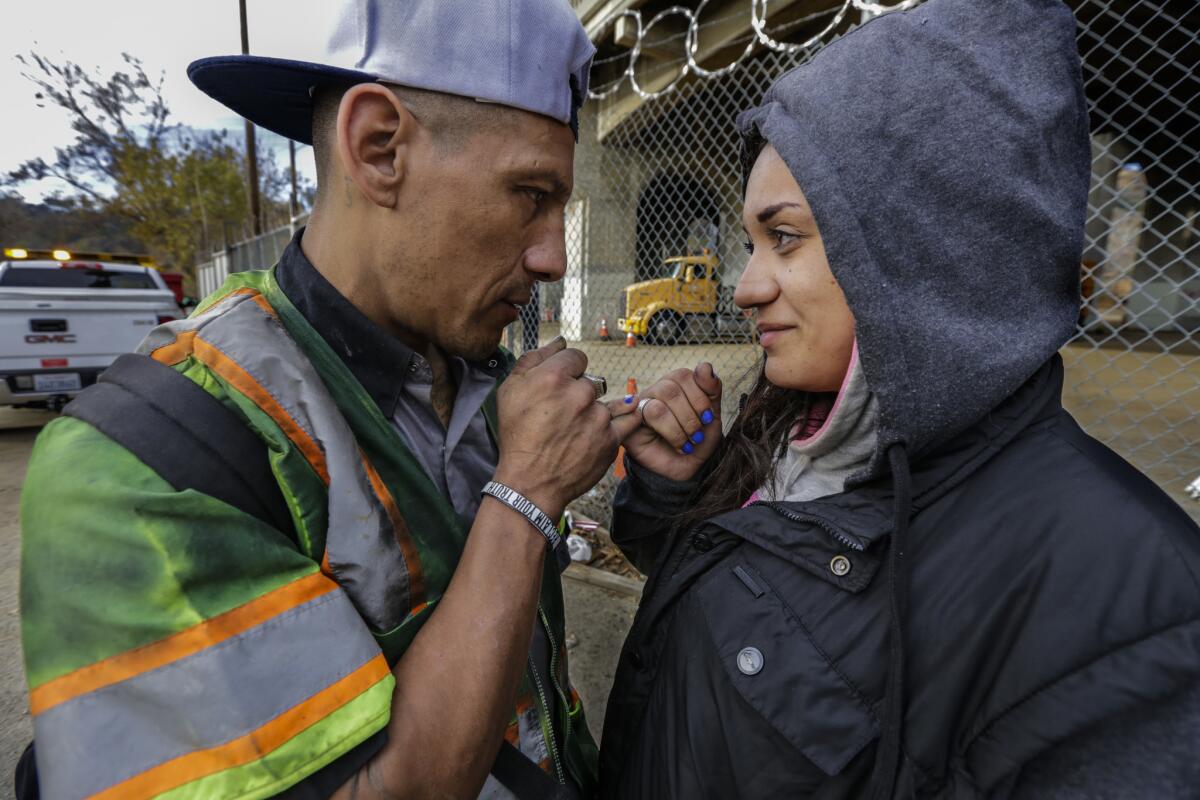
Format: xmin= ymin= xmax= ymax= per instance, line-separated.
xmin=35 ymin=587 xmax=382 ymax=799
xmin=258 ymin=270 xmax=599 ymax=793
xmin=20 ymin=417 xmax=393 ymax=799
xmin=173 ymin=354 xmax=330 ymax=558
xmin=261 ymin=272 xmax=472 ymax=647
xmin=139 ymin=282 xmax=426 ymax=633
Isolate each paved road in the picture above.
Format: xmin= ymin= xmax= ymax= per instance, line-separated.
xmin=0 ymin=407 xmax=637 ymax=795
xmin=0 ymin=408 xmax=54 ymax=796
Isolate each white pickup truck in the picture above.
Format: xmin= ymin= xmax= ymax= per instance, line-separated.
xmin=0 ymin=248 xmax=183 ymax=410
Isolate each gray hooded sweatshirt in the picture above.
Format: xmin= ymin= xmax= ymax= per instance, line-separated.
xmin=759 ymin=345 xmax=881 ymax=504
xmin=728 ymin=0 xmax=1197 ymax=793
xmin=736 ymin=0 xmax=1090 ymax=479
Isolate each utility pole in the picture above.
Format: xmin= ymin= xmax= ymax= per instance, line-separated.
xmin=289 ymin=139 xmax=299 ymax=230
xmin=239 ymin=0 xmax=263 ymax=236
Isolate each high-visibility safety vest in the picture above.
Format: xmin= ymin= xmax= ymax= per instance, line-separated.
xmin=19 ymin=269 xmax=599 ymax=800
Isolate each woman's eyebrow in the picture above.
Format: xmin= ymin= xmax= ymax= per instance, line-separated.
xmin=756 ymin=201 xmax=804 ymax=224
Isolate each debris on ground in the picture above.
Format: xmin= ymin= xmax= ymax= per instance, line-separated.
xmin=563 ymin=507 xmax=643 ymax=581
xmin=570 ymin=472 xmax=619 ymax=529
xmin=566 ymin=534 xmax=593 ymax=563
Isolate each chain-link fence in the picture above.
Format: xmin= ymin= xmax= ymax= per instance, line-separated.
xmin=534 ymin=0 xmax=1200 ymax=521
xmin=201 ymin=0 xmax=1198 ymax=520
xmin=196 ymin=219 xmax=304 ymax=298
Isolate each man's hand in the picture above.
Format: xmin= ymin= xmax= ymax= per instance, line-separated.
xmin=624 ymin=362 xmax=723 ymax=482
xmin=494 ymin=337 xmax=640 ymax=517
xmin=335 ymin=338 xmax=643 ymax=800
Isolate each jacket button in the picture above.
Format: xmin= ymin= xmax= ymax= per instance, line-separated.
xmin=691 ymin=532 xmax=714 ymax=552
xmin=737 ymin=647 xmax=764 ymax=676
xmin=629 ymin=650 xmax=645 ymax=670
xmin=830 ymin=555 xmax=852 ymax=577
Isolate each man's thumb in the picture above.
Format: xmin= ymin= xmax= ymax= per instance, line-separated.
xmin=512 ymin=335 xmax=566 ymax=374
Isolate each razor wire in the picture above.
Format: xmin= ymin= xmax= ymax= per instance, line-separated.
xmin=587 ymin=0 xmax=921 ymax=102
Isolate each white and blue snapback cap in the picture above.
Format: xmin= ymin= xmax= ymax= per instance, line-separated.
xmin=188 ymin=0 xmax=596 ymax=144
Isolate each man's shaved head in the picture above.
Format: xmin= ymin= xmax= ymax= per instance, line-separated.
xmin=302 ymin=77 xmax=575 ymax=360
xmin=311 ymin=83 xmax=522 ymax=199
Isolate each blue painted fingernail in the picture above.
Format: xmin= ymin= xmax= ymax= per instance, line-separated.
xmin=624 ymin=394 xmax=635 ymax=404
xmin=691 ymin=430 xmax=705 ymax=444
xmin=701 ymin=410 xmax=714 ymax=425
xmin=682 ymin=442 xmax=695 ymax=455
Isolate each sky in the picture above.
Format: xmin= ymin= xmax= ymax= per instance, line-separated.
xmin=1 ymin=0 xmax=325 ymax=203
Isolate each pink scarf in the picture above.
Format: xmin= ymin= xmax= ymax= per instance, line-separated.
xmin=742 ymin=342 xmax=860 ymax=508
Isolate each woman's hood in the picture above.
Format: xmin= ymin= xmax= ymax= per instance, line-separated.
xmin=737 ymin=0 xmax=1091 ymax=477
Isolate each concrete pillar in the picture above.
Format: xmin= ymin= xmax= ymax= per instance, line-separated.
xmin=561 ymin=198 xmax=587 ymax=340
xmin=1098 ymin=162 xmax=1148 ymax=326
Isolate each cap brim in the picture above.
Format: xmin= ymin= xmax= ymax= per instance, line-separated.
xmin=188 ymin=55 xmax=379 ymax=145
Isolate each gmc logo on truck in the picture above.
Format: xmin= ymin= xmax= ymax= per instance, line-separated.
xmin=25 ymin=334 xmax=77 ymax=344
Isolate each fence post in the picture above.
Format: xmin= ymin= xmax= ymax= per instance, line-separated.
xmin=1098 ymin=162 xmax=1148 ymax=327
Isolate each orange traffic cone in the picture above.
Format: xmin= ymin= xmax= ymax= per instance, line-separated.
xmin=625 ymin=377 xmax=638 ymax=396
xmin=599 ymin=318 xmax=611 ymax=341
xmin=625 ymin=331 xmax=636 ymax=348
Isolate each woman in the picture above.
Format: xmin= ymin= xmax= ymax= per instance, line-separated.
xmin=600 ymin=0 xmax=1200 ymax=797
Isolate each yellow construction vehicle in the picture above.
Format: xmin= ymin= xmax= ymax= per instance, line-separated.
xmin=618 ymin=249 xmax=745 ymax=344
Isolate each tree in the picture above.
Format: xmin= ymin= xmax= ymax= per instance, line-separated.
xmin=4 ymin=52 xmax=308 ymax=277
xmin=0 ymin=192 xmax=143 ymax=254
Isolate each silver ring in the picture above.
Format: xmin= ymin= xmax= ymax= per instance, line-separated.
xmin=637 ymin=397 xmax=653 ymax=415
xmin=583 ymin=374 xmax=607 ymax=400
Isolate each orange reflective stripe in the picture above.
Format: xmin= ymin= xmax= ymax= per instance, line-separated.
xmin=29 ymin=572 xmax=336 ymax=716
xmin=197 ymin=286 xmax=262 ymax=315
xmin=149 ymin=330 xmax=198 ymax=366
xmin=361 ymin=453 xmax=426 ymax=614
xmin=192 ymin=337 xmax=332 ymax=485
xmin=249 ymin=292 xmax=278 ymax=318
xmin=92 ymin=653 xmax=391 ymax=800
xmin=147 ymin=290 xmax=273 ymax=366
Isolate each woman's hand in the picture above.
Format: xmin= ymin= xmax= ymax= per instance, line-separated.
xmin=495 ymin=337 xmax=641 ymax=519
xmin=625 ymin=363 xmax=722 ymax=483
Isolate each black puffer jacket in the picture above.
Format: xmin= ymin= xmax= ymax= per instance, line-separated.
xmin=601 ymin=357 xmax=1200 ymax=798
xmin=600 ymin=1 xmax=1200 ymax=795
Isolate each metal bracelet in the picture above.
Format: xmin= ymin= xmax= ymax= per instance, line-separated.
xmin=481 ymin=481 xmax=570 ymax=571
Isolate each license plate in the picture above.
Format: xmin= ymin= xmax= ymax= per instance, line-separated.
xmin=34 ymin=373 xmax=82 ymax=393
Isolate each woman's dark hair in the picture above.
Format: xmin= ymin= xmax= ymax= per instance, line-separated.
xmin=671 ymin=133 xmax=825 ymax=533
xmin=673 ymin=361 xmax=825 ymax=534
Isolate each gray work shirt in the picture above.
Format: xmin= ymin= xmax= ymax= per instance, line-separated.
xmin=276 ymin=231 xmax=566 ymax=799
xmin=394 ymin=353 xmax=498 ymax=526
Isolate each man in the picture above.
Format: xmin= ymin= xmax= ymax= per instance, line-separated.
xmin=19 ymin=1 xmax=638 ymax=797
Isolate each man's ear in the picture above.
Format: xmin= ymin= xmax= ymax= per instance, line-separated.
xmin=335 ymin=83 xmax=416 ymax=209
